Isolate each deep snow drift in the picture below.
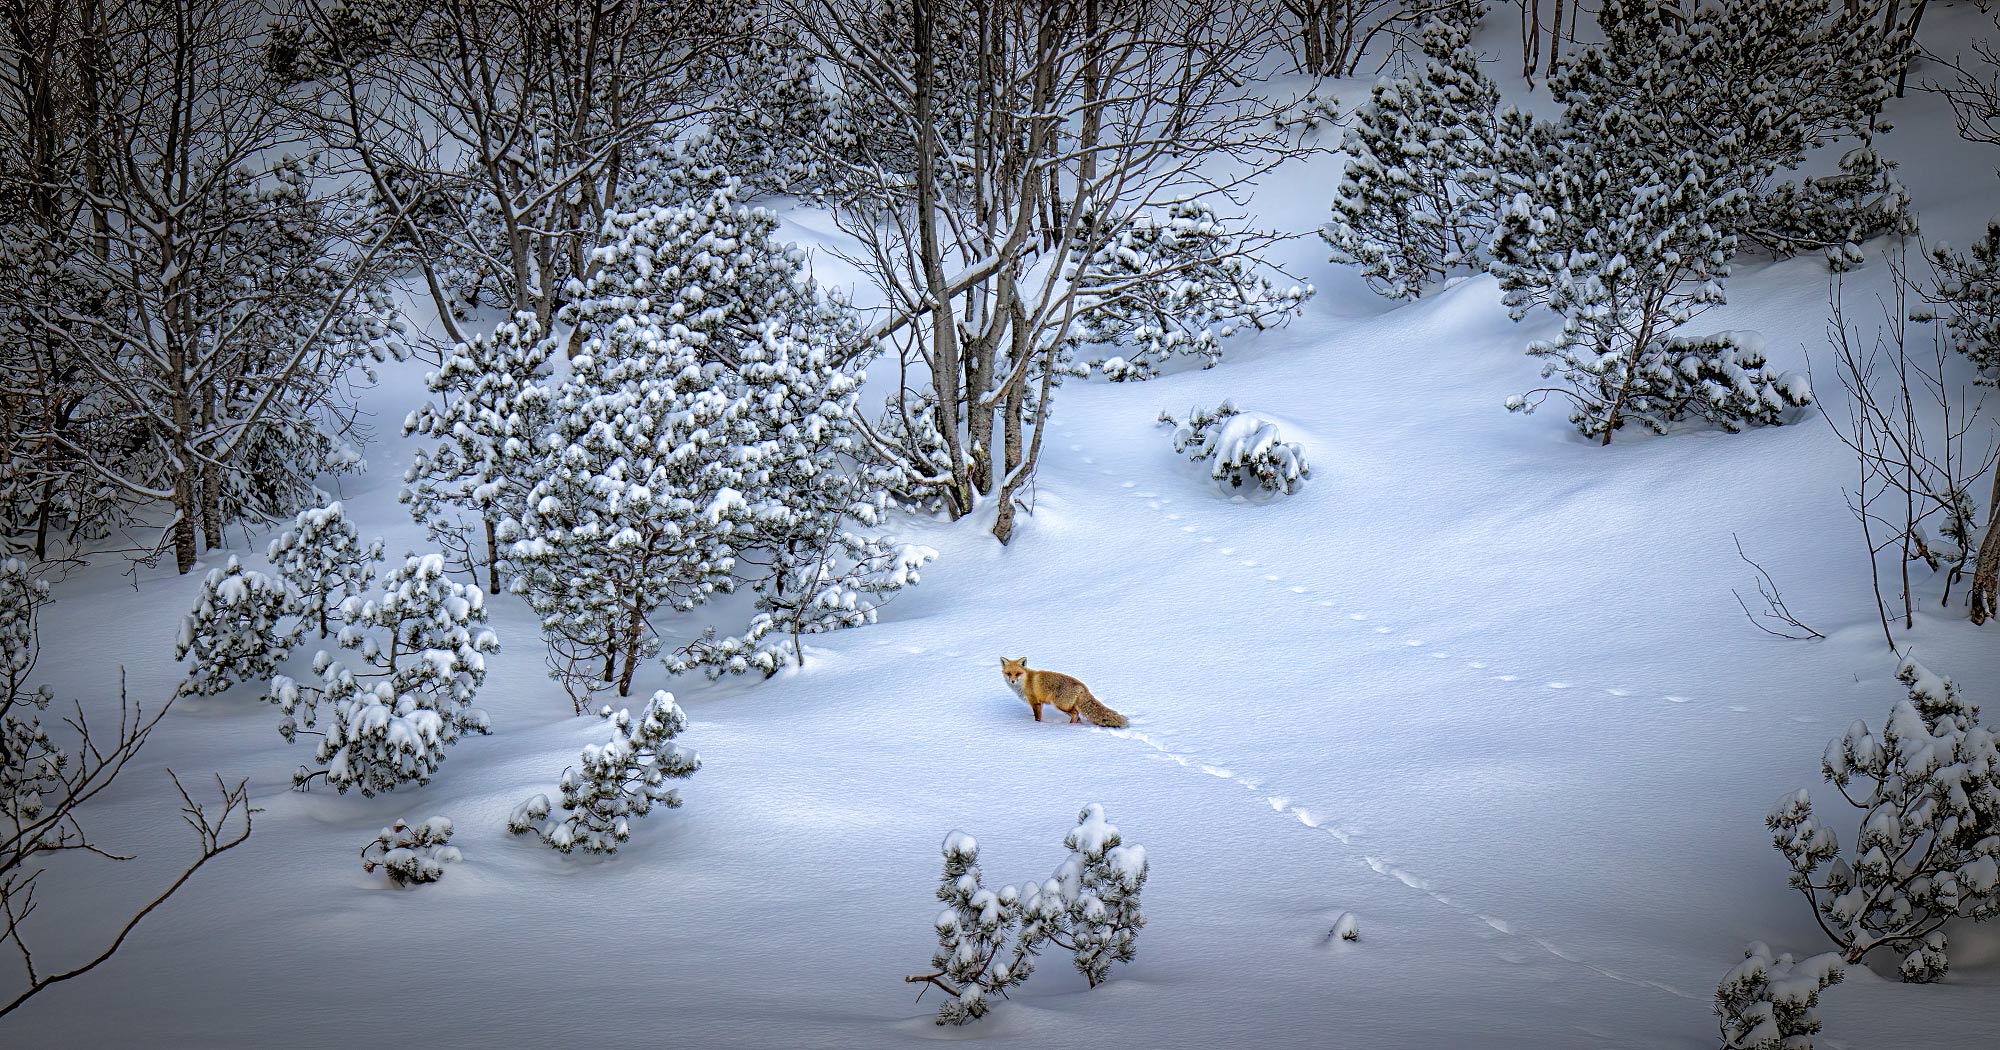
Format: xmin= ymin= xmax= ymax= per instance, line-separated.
xmin=13 ymin=11 xmax=2000 ymax=1050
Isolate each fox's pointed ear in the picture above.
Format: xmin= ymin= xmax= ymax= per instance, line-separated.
xmin=1015 ymin=656 xmax=1026 ymax=664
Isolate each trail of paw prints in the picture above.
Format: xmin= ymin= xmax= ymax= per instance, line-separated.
xmin=1111 ymin=481 xmax=1730 ymax=720
xmin=1101 ymin=723 xmax=1703 ymax=1003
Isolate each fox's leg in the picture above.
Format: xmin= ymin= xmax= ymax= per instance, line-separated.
xmin=1068 ymin=707 xmax=1083 ymax=724
xmin=1031 ymin=700 xmax=1043 ymax=721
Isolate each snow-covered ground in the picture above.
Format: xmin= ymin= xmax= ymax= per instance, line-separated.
xmin=16 ymin=10 xmax=2000 ymax=1049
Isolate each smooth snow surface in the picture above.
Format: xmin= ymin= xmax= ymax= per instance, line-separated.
xmin=14 ymin=12 xmax=2000 ymax=1049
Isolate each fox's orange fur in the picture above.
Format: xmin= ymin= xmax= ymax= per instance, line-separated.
xmin=1000 ymin=658 xmax=1127 ymax=728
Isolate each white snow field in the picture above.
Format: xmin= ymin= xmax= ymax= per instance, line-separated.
xmin=15 ymin=12 xmax=2000 ymax=1050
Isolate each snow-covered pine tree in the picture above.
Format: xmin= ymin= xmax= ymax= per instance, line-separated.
xmin=1160 ymin=401 xmax=1311 ymax=496
xmin=1766 ymin=659 xmax=2000 ymax=981
xmin=1928 ymin=222 xmax=2000 ymax=381
xmin=1714 ymin=943 xmax=1843 ymax=1050
xmin=673 ymin=538 xmax=937 ymax=679
xmin=906 ymin=831 xmax=1045 ymax=1025
xmin=1324 ymin=14 xmax=1503 ymax=300
xmin=267 ymin=501 xmax=383 ymax=639
xmin=271 ymin=553 xmax=498 ymax=796
xmin=702 ymin=28 xmax=842 ymax=200
xmin=508 ymin=691 xmax=701 ymax=854
xmin=1079 ymin=201 xmax=1310 ymax=381
xmin=402 ymin=312 xmax=555 ymax=593
xmin=1490 ymin=0 xmax=1812 ymax=443
xmin=505 ymin=345 xmax=749 ymax=706
xmin=671 ymin=301 xmax=935 ymax=677
xmin=905 ymin=806 xmax=1147 ymax=1024
xmin=360 ymin=816 xmax=461 ymax=887
xmin=175 ymin=557 xmax=297 ymax=697
xmin=1043 ymin=803 xmax=1148 ymax=988
xmin=0 ymin=559 xmax=58 ymax=821
xmin=1701 ymin=0 xmax=1915 ymax=268
xmin=532 ymin=183 xmax=927 ymax=686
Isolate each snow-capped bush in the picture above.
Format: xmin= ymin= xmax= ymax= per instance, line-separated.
xmin=1929 ymin=222 xmax=2000 ymax=382
xmin=1044 ymin=803 xmax=1149 ymax=988
xmin=1490 ymin=0 xmax=1870 ymax=443
xmin=1329 ymin=912 xmax=1360 ymax=942
xmin=0 ymin=559 xmax=57 ymax=821
xmin=1502 ymin=330 xmax=1812 ymax=441
xmin=907 ymin=805 xmax=1149 ymax=1025
xmin=1767 ymin=659 xmax=2000 ymax=980
xmin=360 ymin=816 xmax=461 ymax=887
xmin=267 ymin=500 xmax=383 ymax=639
xmin=669 ymin=538 xmax=938 ymax=680
xmin=701 ymin=29 xmax=841 ymax=200
xmin=509 ymin=691 xmax=701 ymax=854
xmin=1160 ymin=401 xmax=1310 ymax=496
xmin=1714 ymin=942 xmax=1843 ymax=1050
xmin=1077 ymin=200 xmax=1311 ymax=381
xmin=271 ymin=553 xmax=498 ymax=796
xmin=175 ymin=557 xmax=297 ymax=697
xmin=513 ymin=183 xmax=924 ymax=698
xmin=402 ymin=312 xmax=554 ymax=594
xmin=1324 ymin=16 xmax=1502 ymax=301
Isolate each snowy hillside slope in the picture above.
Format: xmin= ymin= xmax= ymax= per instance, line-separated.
xmin=13 ymin=7 xmax=2000 ymax=1049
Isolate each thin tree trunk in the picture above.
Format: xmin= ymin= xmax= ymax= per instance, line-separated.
xmin=616 ymin=598 xmax=645 ymax=697
xmin=913 ymin=0 xmax=972 ymax=517
xmin=1970 ymin=471 xmax=2000 ymax=624
xmin=1546 ymin=0 xmax=1565 ymax=79
xmin=484 ymin=516 xmax=501 ymax=594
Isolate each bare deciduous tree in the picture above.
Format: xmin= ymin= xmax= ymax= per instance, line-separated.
xmin=1 ymin=562 xmax=253 ymax=1018
xmin=794 ymin=0 xmax=1310 ymax=543
xmin=1818 ymin=253 xmax=1999 ymax=646
xmin=273 ymin=0 xmax=753 ymax=347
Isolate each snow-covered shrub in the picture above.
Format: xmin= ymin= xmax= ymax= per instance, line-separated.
xmin=907 ymin=805 xmax=1149 ymax=1025
xmin=1329 ymin=912 xmax=1360 ymax=942
xmin=360 ymin=816 xmax=461 ymax=887
xmin=670 ymin=539 xmax=937 ymax=679
xmin=402 ymin=311 xmax=555 ymax=593
xmin=0 ymin=559 xmax=57 ymax=821
xmin=1767 ymin=659 xmax=2000 ymax=980
xmin=1042 ymin=803 xmax=1149 ymax=988
xmin=1502 ymin=331 xmax=1812 ymax=440
xmin=1077 ymin=201 xmax=1311 ymax=381
xmin=271 ymin=554 xmax=498 ymax=796
xmin=509 ymin=691 xmax=701 ymax=854
xmin=701 ymin=29 xmax=841 ymax=200
xmin=513 ymin=183 xmax=925 ymax=697
xmin=267 ymin=500 xmax=383 ymax=639
xmin=1160 ymin=401 xmax=1310 ymax=496
xmin=175 ymin=557 xmax=297 ymax=697
xmin=1714 ymin=942 xmax=1843 ymax=1050
xmin=1928 ymin=222 xmax=2000 ymax=382
xmin=1324 ymin=16 xmax=1502 ymax=300
xmin=1490 ymin=0 xmax=1869 ymax=443
xmin=911 ymin=831 xmax=1045 ymax=1025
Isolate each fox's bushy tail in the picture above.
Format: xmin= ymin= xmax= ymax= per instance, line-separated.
xmin=1083 ymin=697 xmax=1128 ymax=729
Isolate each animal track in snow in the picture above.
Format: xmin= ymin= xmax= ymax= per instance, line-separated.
xmin=1103 ymin=724 xmax=1699 ymax=1002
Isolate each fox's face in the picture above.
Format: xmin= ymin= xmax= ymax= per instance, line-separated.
xmin=1000 ymin=657 xmax=1027 ymax=689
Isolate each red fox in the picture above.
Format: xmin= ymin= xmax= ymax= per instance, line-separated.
xmin=1000 ymin=658 xmax=1128 ymax=728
